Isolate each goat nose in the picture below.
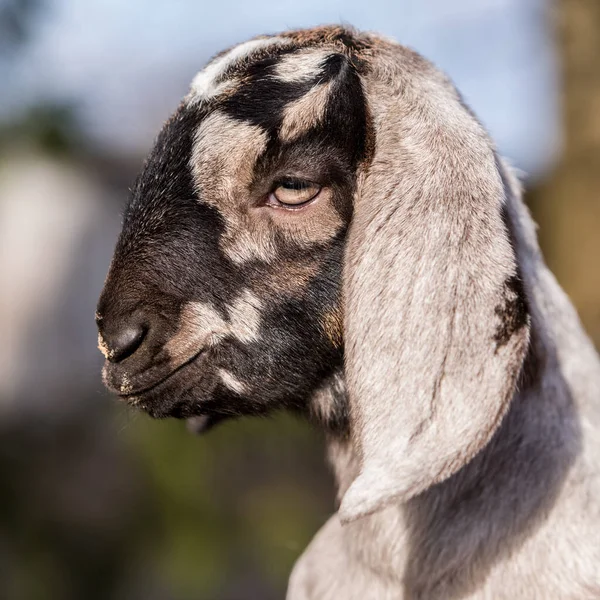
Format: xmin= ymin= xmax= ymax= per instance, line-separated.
xmin=99 ymin=320 xmax=147 ymax=363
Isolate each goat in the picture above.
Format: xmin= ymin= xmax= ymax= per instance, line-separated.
xmin=96 ymin=26 xmax=600 ymax=599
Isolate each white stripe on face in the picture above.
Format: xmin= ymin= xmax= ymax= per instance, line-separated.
xmin=218 ymin=368 xmax=246 ymax=394
xmin=165 ymin=301 xmax=228 ymax=361
xmin=189 ymin=111 xmax=274 ymax=264
xmin=168 ymin=291 xmax=263 ymax=365
xmin=279 ymin=81 xmax=333 ymax=142
xmin=191 ymin=36 xmax=286 ymax=98
xmin=227 ymin=290 xmax=263 ymax=344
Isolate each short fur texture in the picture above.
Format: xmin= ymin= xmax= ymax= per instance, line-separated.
xmin=97 ymin=26 xmax=600 ymax=599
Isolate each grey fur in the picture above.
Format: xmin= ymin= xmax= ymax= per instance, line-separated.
xmin=341 ymin=42 xmax=530 ymax=522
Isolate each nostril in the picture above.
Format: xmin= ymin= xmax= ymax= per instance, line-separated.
xmin=103 ymin=323 xmax=147 ymax=363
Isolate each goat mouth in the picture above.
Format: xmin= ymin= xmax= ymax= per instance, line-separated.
xmin=118 ymin=348 xmax=206 ymax=400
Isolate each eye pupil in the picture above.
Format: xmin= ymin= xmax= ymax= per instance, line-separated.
xmin=280 ymin=179 xmax=308 ymax=190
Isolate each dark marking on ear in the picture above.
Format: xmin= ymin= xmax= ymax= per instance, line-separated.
xmin=518 ymin=326 xmax=546 ymax=390
xmin=493 ymin=154 xmax=530 ymax=350
xmin=493 ymin=155 xmax=542 ymax=393
xmin=494 ymin=275 xmax=529 ymax=348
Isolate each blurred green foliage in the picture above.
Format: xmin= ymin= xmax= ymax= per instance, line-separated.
xmin=130 ymin=411 xmax=331 ymax=599
xmin=0 ymin=401 xmax=333 ymax=600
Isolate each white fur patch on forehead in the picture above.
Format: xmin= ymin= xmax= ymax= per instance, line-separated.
xmin=272 ymin=50 xmax=331 ymax=83
xmin=279 ymin=81 xmax=333 ymax=142
xmin=192 ymin=111 xmax=268 ymax=173
xmin=191 ymin=36 xmax=286 ymax=98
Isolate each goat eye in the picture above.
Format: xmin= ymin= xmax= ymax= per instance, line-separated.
xmin=271 ymin=179 xmax=321 ymax=207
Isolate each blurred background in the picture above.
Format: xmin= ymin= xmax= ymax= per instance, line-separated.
xmin=0 ymin=0 xmax=598 ymax=598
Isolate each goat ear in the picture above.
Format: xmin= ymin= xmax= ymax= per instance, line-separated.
xmin=339 ymin=53 xmax=530 ymax=522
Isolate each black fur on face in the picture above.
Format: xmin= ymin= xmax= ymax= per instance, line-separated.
xmin=96 ymin=32 xmax=372 ymax=431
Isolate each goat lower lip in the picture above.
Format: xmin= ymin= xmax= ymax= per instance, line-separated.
xmin=118 ymin=349 xmax=205 ymax=398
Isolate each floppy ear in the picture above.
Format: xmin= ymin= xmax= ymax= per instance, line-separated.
xmin=339 ymin=47 xmax=530 ymax=522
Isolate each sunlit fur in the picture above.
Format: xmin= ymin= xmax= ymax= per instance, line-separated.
xmin=97 ymin=26 xmax=600 ymax=599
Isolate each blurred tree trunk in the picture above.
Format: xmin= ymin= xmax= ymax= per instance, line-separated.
xmin=530 ymin=0 xmax=600 ymax=344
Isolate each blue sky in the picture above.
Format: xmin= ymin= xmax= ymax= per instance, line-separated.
xmin=3 ymin=0 xmax=559 ymax=177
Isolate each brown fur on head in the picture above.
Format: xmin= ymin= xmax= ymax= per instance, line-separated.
xmin=97 ymin=26 xmax=530 ymax=521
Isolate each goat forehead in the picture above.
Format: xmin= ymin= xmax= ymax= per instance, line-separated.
xmin=186 ymin=46 xmax=345 ymax=166
xmin=188 ymin=41 xmax=344 ymax=109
